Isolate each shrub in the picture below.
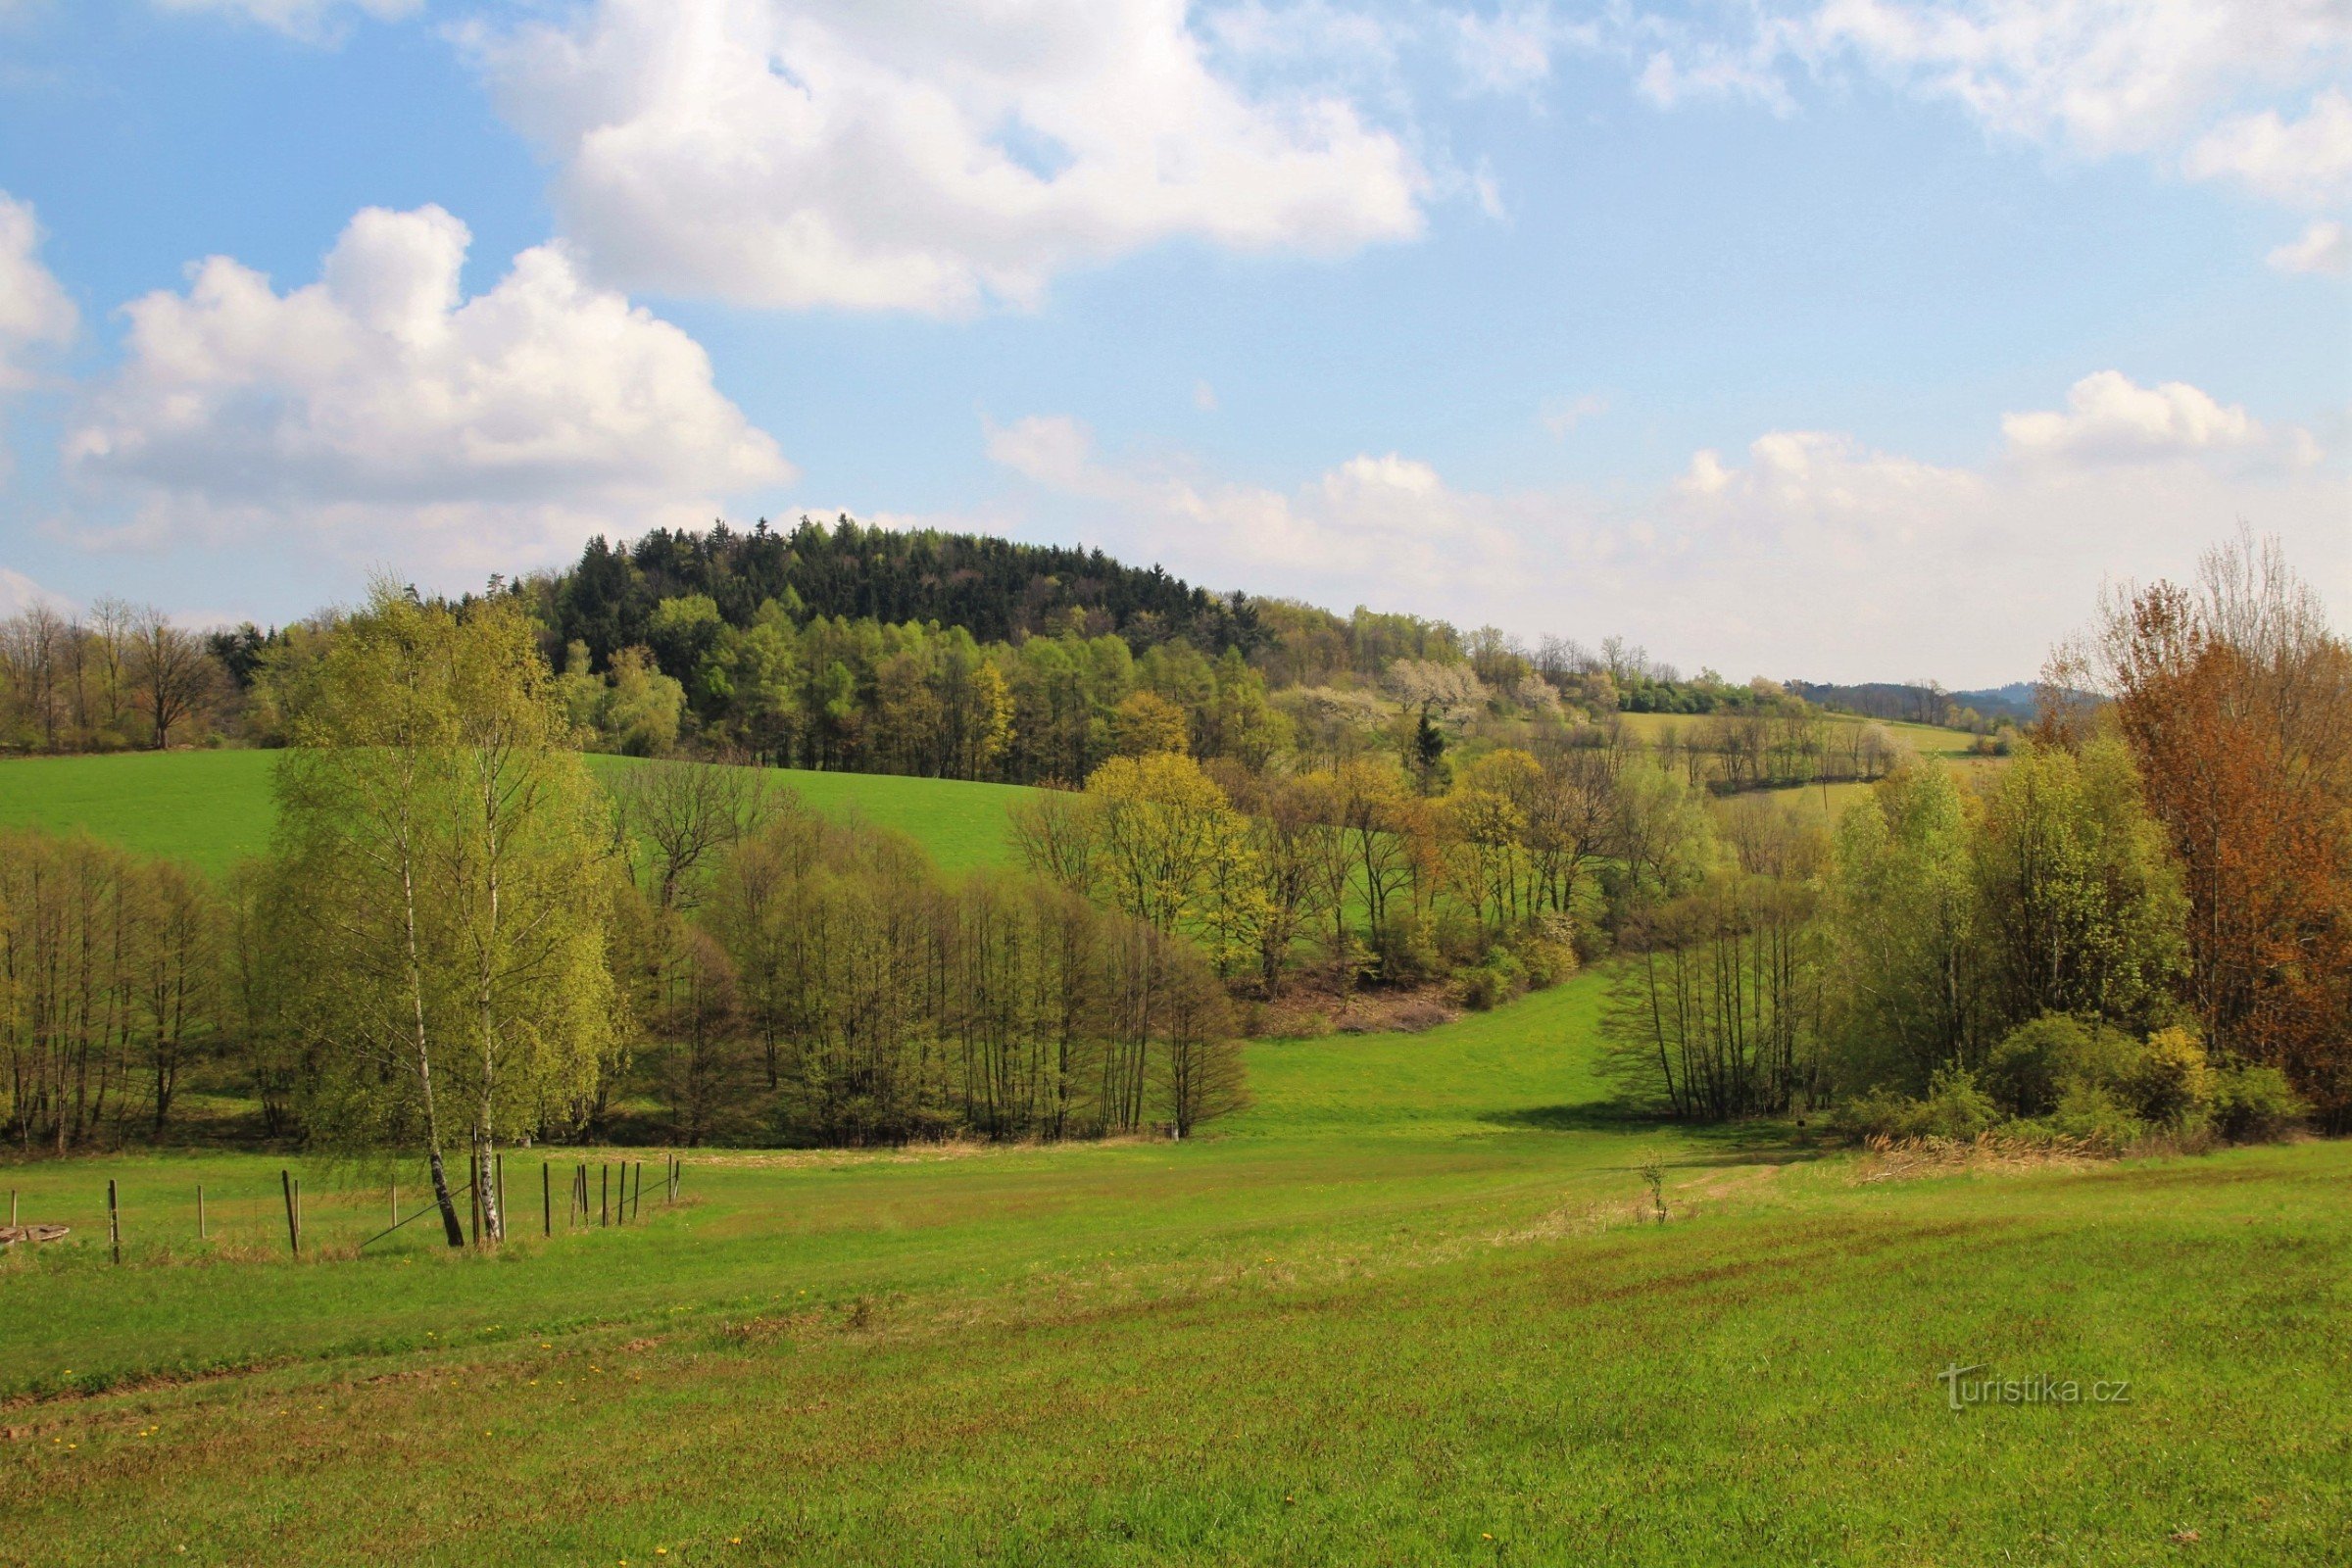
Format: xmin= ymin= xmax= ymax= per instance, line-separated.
xmin=1831 ymin=1086 xmax=1925 ymax=1142
xmin=1834 ymin=1065 xmax=1999 ymax=1143
xmin=1369 ymin=913 xmax=1440 ymax=986
xmin=2209 ymin=1064 xmax=2307 ymax=1143
xmin=1457 ymin=950 xmax=1527 ymax=1012
xmin=2039 ymin=1082 xmax=2146 ymax=1152
xmin=1509 ymin=916 xmax=1579 ymax=990
xmin=2125 ymin=1026 xmax=2214 ymax=1126
xmin=1986 ymin=1014 xmax=2140 ymax=1116
xmin=1914 ymin=1064 xmax=2001 ymax=1140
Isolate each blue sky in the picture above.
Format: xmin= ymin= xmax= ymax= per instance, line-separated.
xmin=0 ymin=0 xmax=2344 ymax=684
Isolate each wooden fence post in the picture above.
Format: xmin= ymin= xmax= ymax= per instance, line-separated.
xmin=542 ymin=1160 xmax=552 ymax=1239
xmin=280 ymin=1169 xmax=299 ymax=1258
xmin=197 ymin=1184 xmax=206 ymax=1241
xmin=108 ymin=1180 xmax=121 ymax=1265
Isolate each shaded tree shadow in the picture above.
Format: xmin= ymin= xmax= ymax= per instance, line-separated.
xmin=1479 ymin=1102 xmax=1832 ymax=1168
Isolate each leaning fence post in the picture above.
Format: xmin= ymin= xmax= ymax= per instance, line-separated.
xmin=281 ymin=1169 xmax=299 ymax=1258
xmin=108 ymin=1179 xmax=122 ymax=1265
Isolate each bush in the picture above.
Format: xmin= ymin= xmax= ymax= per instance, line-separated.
xmin=2210 ymin=1064 xmax=2307 ymax=1143
xmin=1986 ymin=1014 xmax=2140 ymax=1116
xmin=1832 ymin=1086 xmax=1926 ymax=1142
xmin=1457 ymin=967 xmax=1503 ymax=1011
xmin=1914 ymin=1064 xmax=2001 ymax=1140
xmin=1369 ymin=913 xmax=1440 ymax=986
xmin=2038 ymin=1082 xmax=2147 ymax=1152
xmin=1833 ymin=1065 xmax=1999 ymax=1143
xmin=1509 ymin=915 xmax=1579 ymax=990
xmin=2125 ymin=1026 xmax=2213 ymax=1126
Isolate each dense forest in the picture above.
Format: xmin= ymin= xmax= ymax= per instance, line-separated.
xmin=6 ymin=515 xmax=1984 ymax=793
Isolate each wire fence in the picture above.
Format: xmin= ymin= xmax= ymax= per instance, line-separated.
xmin=0 ymin=1153 xmax=688 ymax=1265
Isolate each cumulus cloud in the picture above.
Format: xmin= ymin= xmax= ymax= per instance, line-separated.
xmin=1999 ymin=370 xmax=2276 ymax=466
xmin=465 ymin=0 xmax=1427 ymax=314
xmin=2269 ymin=218 xmax=2351 ymax=274
xmin=0 ymin=191 xmax=76 ymax=393
xmin=152 ymin=0 xmax=419 ymax=42
xmin=986 ymin=373 xmax=2345 ymax=683
xmin=63 ymin=205 xmax=792 ymax=573
xmin=2183 ymin=88 xmax=2352 ymax=208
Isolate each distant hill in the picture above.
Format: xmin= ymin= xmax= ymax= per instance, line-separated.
xmin=1950 ymin=683 xmax=2039 ymax=721
xmin=548 ymin=515 xmax=1263 ymax=669
xmin=1787 ymin=678 xmax=2037 ymax=727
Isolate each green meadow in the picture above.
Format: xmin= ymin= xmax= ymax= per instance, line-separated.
xmin=2 ymin=964 xmax=2345 ymax=1565
xmin=0 ymin=750 xmax=1034 ymax=878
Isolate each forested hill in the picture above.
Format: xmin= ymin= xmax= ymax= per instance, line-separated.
xmin=552 ymin=516 xmax=1262 ymax=667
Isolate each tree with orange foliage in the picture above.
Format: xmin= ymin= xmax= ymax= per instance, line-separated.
xmin=2050 ymin=534 xmax=2351 ymax=1127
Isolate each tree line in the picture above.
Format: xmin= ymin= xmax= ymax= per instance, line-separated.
xmin=0 ymin=588 xmax=1246 ymax=1243
xmin=7 ymin=519 xmax=1957 ymax=813
xmin=1598 ymin=535 xmax=2348 ymax=1140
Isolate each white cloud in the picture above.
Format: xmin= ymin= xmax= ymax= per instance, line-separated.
xmin=63 ymin=205 xmax=792 ymax=574
xmin=152 ymin=0 xmax=419 ymax=42
xmin=2183 ymin=89 xmax=2352 ymax=208
xmin=465 ymin=0 xmax=1427 ymax=315
xmin=2269 ymin=217 xmax=2351 ymax=274
xmin=0 ymin=566 xmax=74 ymax=617
xmin=1999 ymin=369 xmax=2274 ymax=466
xmin=985 ymin=414 xmax=1099 ymax=492
xmin=0 ymin=190 xmax=75 ymax=393
xmin=985 ymin=373 xmax=2345 ymax=682
xmin=1611 ymin=0 xmax=2352 ymax=234
xmin=1452 ymin=5 xmax=1599 ymax=97
xmin=1541 ymin=391 xmax=1608 ymax=435
xmin=1806 ymin=0 xmax=2351 ymax=157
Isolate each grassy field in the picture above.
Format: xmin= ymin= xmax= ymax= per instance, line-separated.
xmin=0 ymin=751 xmax=1035 ymax=878
xmin=1614 ymin=709 xmax=1992 ymax=760
xmin=1 ymin=968 xmax=2344 ymax=1565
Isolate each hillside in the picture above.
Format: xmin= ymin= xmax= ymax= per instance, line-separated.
xmin=0 ymin=751 xmax=1036 ymax=879
xmin=1 ymin=967 xmax=2342 ymax=1561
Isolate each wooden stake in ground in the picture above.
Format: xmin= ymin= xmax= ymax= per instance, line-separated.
xmin=108 ymin=1179 xmax=121 ymax=1265
xmin=542 ymin=1160 xmax=552 ymax=1238
xmin=197 ymin=1184 xmax=206 ymax=1241
xmin=281 ymin=1169 xmax=300 ymax=1258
